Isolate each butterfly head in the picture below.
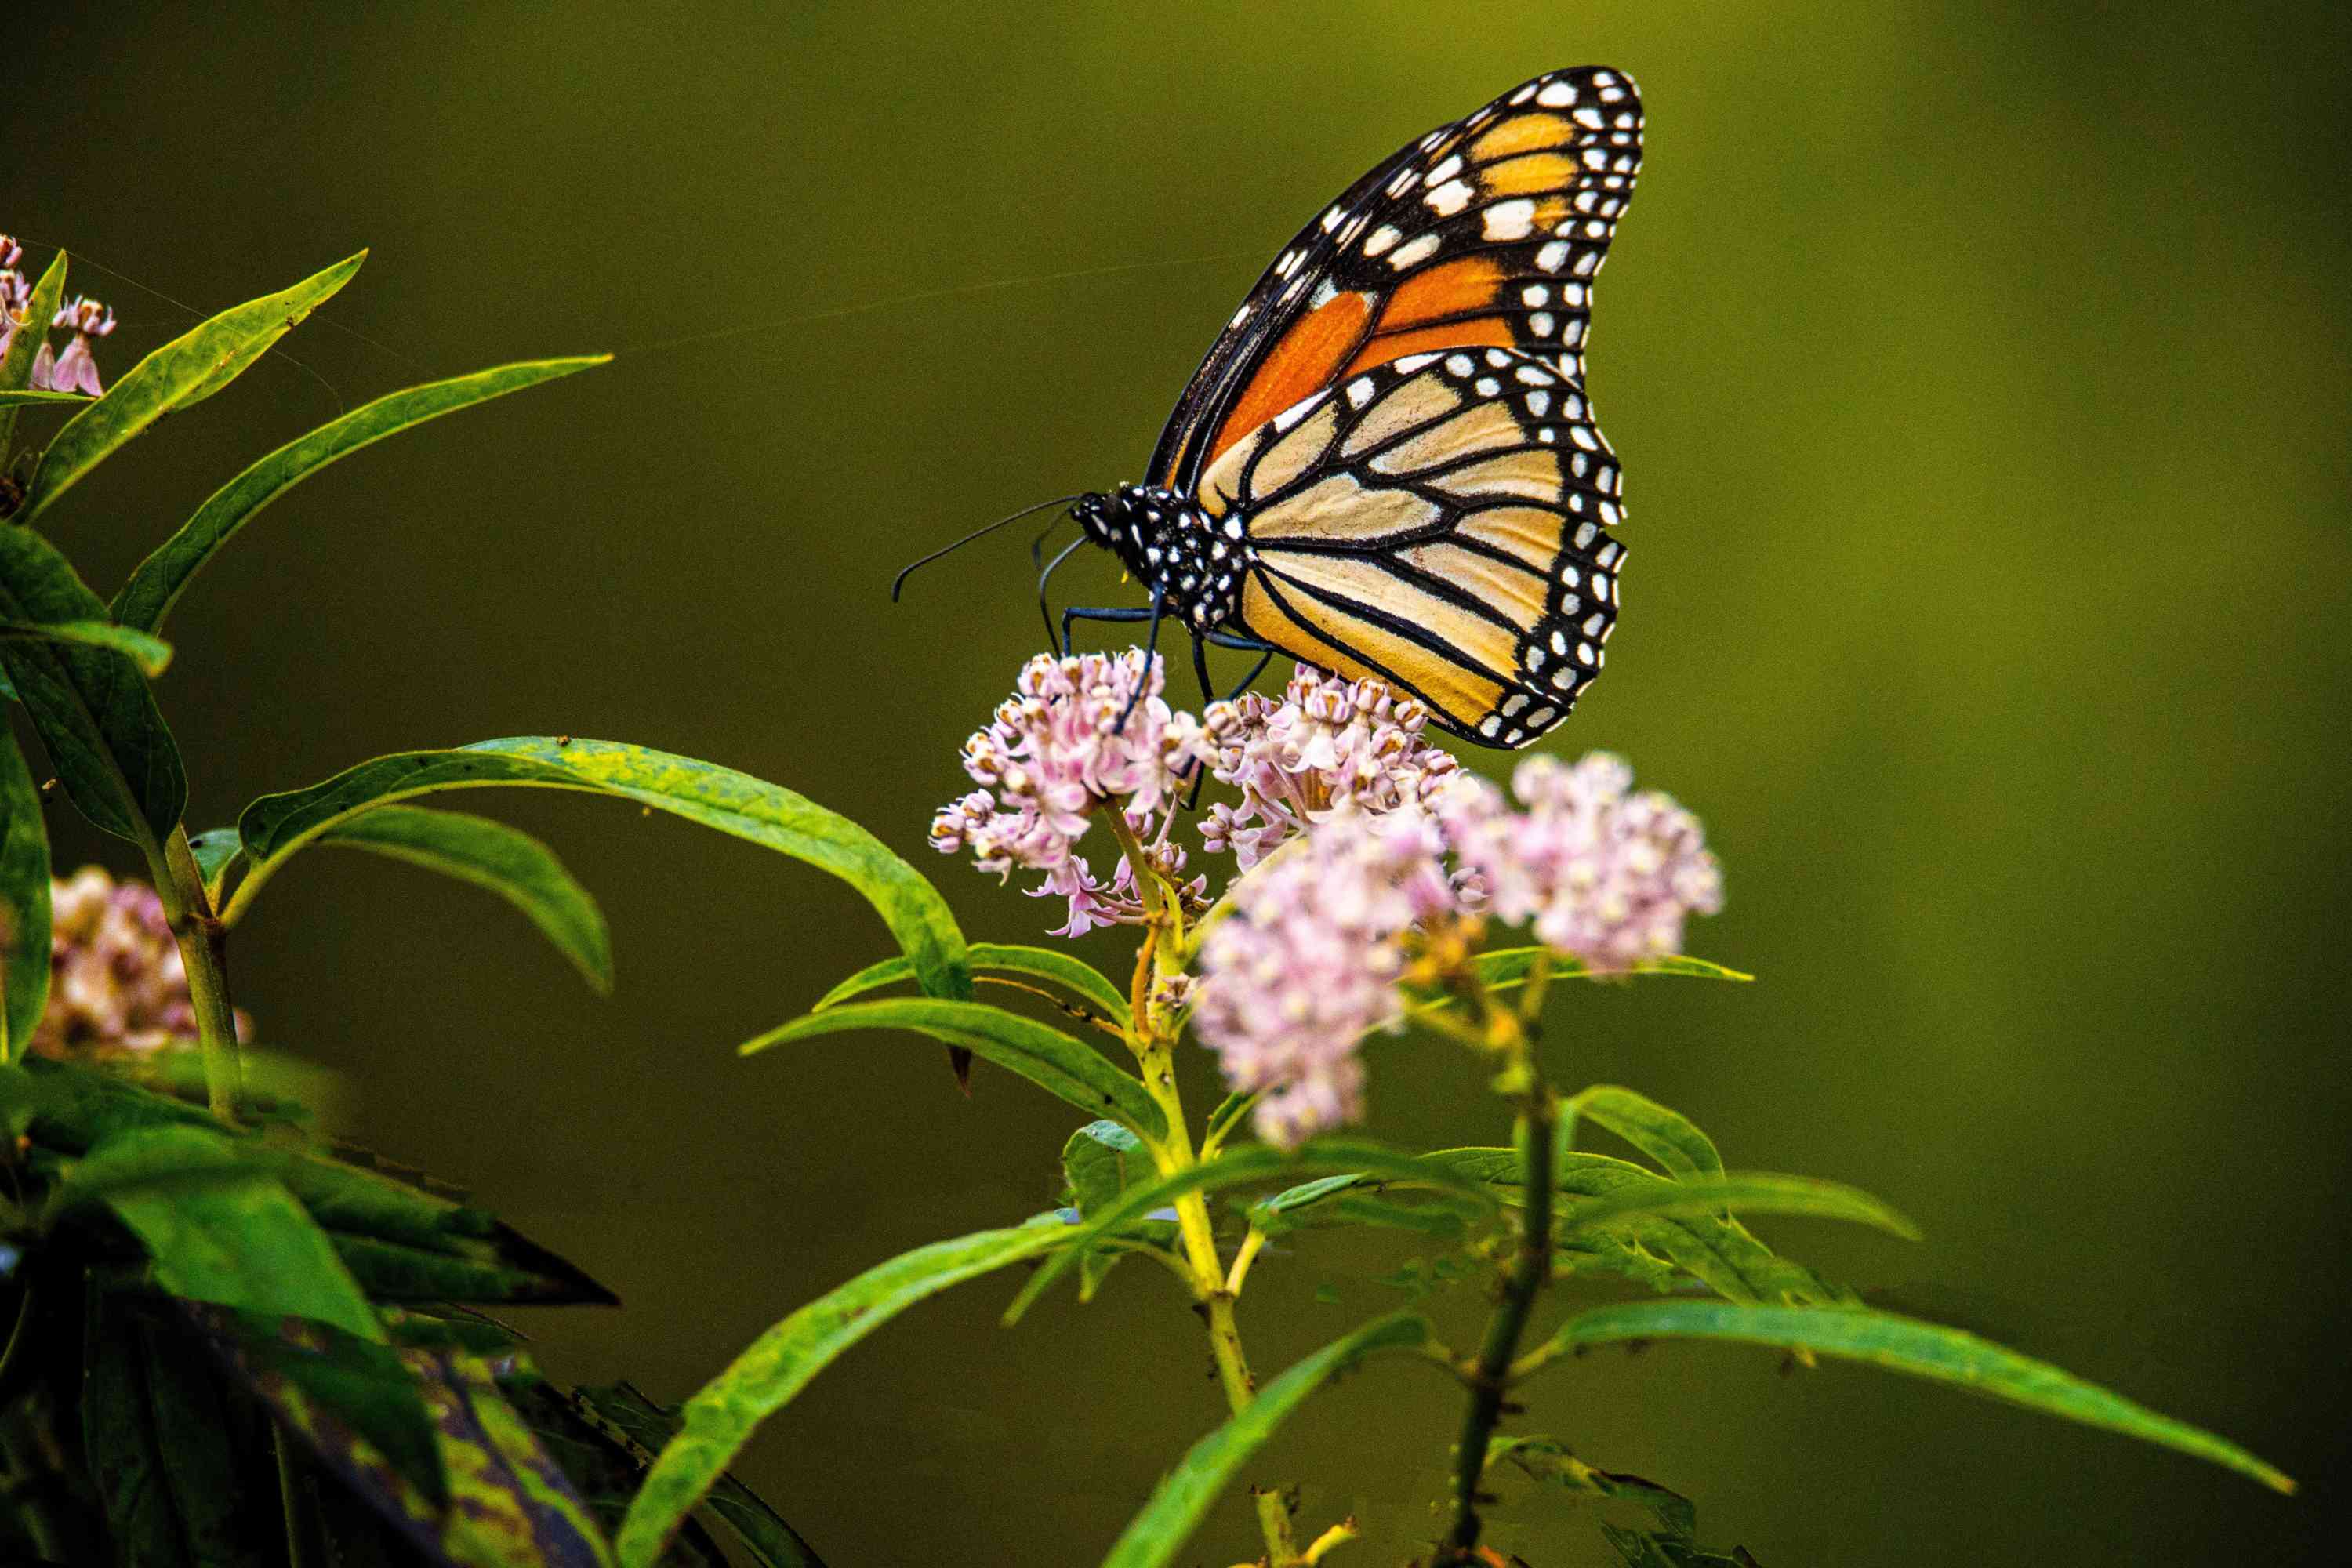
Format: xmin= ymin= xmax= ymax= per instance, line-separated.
xmin=1072 ymin=485 xmax=1246 ymax=632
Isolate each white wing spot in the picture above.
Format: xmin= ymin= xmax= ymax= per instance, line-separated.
xmin=1444 ymin=353 xmax=1475 ymax=376
xmin=1425 ymin=179 xmax=1475 ymax=217
xmin=1529 ymin=310 xmax=1555 ymax=336
xmin=1526 ymin=390 xmax=1552 ymax=417
xmin=1481 ymin=198 xmax=1537 ymax=240
xmin=1345 ymin=376 xmax=1377 ymax=408
xmin=1396 ymin=351 xmax=1440 ymax=372
xmin=1475 ymin=376 xmax=1501 ymax=396
xmin=1363 ymin=224 xmax=1402 ymax=257
xmin=1388 ymin=232 xmax=1442 ymax=269
xmin=1421 ymin=154 xmax=1465 ymax=187
xmin=1514 ymin=364 xmax=1555 ymax=386
xmin=1536 ymin=80 xmax=1577 ymax=107
xmin=1573 ymin=106 xmax=1605 ymax=130
xmin=1526 ymin=704 xmax=1556 ymax=728
xmin=1536 ymin=241 xmax=1570 ymax=272
xmin=1521 ymin=284 xmax=1550 ymax=307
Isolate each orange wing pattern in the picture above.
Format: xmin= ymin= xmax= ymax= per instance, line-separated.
xmin=1148 ymin=67 xmax=1642 ymax=494
xmin=1200 ymin=347 xmax=1628 ymax=747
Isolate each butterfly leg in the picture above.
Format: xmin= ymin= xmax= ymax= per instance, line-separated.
xmin=1058 ymin=603 xmax=1152 ymax=659
xmin=1112 ymin=587 xmax=1167 ymax=733
xmin=1036 ymin=535 xmax=1085 ymax=649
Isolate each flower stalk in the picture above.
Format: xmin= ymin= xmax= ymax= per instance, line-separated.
xmin=153 ymin=826 xmax=243 ymax=1122
xmin=1108 ymin=804 xmax=1302 ymax=1566
xmin=1442 ymin=974 xmax=1555 ymax=1560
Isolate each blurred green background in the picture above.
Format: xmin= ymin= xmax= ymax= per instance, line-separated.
xmin=9 ymin=2 xmax=2347 ymax=1562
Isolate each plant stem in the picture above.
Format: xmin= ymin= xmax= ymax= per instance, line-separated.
xmin=1443 ymin=1007 xmax=1555 ymax=1560
xmin=274 ymin=1422 xmax=314 ymax=1568
xmin=1109 ymin=806 xmax=1301 ymax=1566
xmin=152 ymin=825 xmax=242 ymax=1123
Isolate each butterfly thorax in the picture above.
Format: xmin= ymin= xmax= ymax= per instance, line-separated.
xmin=1072 ymin=485 xmax=1248 ymax=631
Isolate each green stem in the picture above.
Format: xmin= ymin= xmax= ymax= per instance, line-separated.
xmin=1443 ymin=1016 xmax=1555 ymax=1559
xmin=152 ymin=826 xmax=242 ymax=1123
xmin=1106 ymin=806 xmax=1301 ymax=1566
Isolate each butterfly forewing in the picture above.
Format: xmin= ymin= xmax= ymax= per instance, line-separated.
xmin=1206 ymin=347 xmax=1627 ymax=746
xmin=1149 ymin=66 xmax=1643 ymax=495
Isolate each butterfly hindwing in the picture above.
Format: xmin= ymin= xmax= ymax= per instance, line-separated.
xmin=1149 ymin=66 xmax=1643 ymax=495
xmin=1202 ymin=347 xmax=1626 ymax=747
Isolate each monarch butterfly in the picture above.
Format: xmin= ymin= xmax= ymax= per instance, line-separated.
xmin=909 ymin=67 xmax=1642 ymax=748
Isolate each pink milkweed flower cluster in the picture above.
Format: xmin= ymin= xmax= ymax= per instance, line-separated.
xmin=931 ymin=649 xmax=1210 ymax=936
xmin=30 ymin=868 xmax=198 ymax=1059
xmin=1447 ymin=753 xmax=1726 ymax=975
xmin=1195 ymin=753 xmax=1722 ymax=1146
xmin=1192 ymin=808 xmax=1456 ymax=1146
xmin=1200 ymin=670 xmax=1466 ymax=869
xmin=0 ymin=236 xmax=115 ymax=397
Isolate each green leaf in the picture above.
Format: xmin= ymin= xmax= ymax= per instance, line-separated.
xmin=112 ymin=356 xmax=608 ymax=634
xmin=0 ymin=724 xmax=52 ymax=1061
xmin=614 ymin=1224 xmax=1067 ymax=1567
xmin=186 ymin=825 xmax=245 ymax=906
xmin=1487 ymin=1434 xmax=1697 ymax=1539
xmin=1201 ymin=1087 xmax=1261 ymax=1154
xmin=0 ymin=523 xmax=187 ymax=848
xmin=1063 ymin=1120 xmax=1152 ymax=1217
xmin=1534 ymin=1301 xmax=2296 ymax=1495
xmin=1558 ymin=1171 xmax=1922 ymax=1243
xmin=1408 ymin=949 xmax=1752 ymax=1018
xmin=17 ymin=251 xmax=368 ymax=524
xmin=1566 ymin=1085 xmax=1726 ymax=1181
xmin=0 ymin=388 xmax=88 ymax=407
xmin=57 ymin=1125 xmax=386 ymax=1344
xmin=0 ymin=615 xmax=172 ymax=675
xmin=742 ymin=998 xmax=1162 ymax=1137
xmin=233 ymin=736 xmax=967 ymax=1001
xmin=310 ymin=804 xmax=613 ymax=993
xmin=572 ymin=1382 xmax=828 ymax=1568
xmin=1098 ymin=1312 xmax=1432 ymax=1568
xmin=814 ymin=940 xmax=1126 ymax=1021
xmin=1006 ymin=1139 xmax=1501 ymax=1323
xmin=0 ymin=251 xmax=68 ymax=455
xmin=82 ymin=1288 xmax=280 ymax=1568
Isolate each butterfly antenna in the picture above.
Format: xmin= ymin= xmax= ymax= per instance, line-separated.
xmin=891 ymin=494 xmax=1083 ymax=601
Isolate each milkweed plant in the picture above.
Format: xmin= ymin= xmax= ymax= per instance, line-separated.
xmin=0 ymin=234 xmax=2290 ymax=1568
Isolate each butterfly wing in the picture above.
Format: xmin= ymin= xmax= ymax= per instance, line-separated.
xmin=1148 ymin=66 xmax=1643 ymax=495
xmin=1200 ymin=347 xmax=1625 ymax=747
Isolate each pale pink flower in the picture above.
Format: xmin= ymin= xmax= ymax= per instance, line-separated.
xmin=36 ymin=295 xmax=114 ymax=396
xmin=1447 ymin=753 xmax=1723 ymax=973
xmin=931 ymin=650 xmax=1210 ymax=935
xmin=1192 ymin=808 xmax=1457 ymax=1146
xmin=1199 ymin=668 xmax=1465 ymax=869
xmin=31 ymin=869 xmax=191 ymax=1058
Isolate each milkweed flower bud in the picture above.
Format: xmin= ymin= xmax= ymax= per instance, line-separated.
xmin=1446 ymin=753 xmax=1723 ymax=972
xmin=1200 ymin=668 xmax=1465 ymax=869
xmin=933 ymin=650 xmax=1210 ymax=935
xmin=1192 ymin=808 xmax=1457 ymax=1146
xmin=24 ymin=869 xmax=207 ymax=1058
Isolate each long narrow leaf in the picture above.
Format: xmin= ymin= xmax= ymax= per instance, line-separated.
xmin=0 ymin=388 xmax=87 ymax=408
xmin=0 ymin=523 xmax=187 ymax=848
xmin=742 ymin=998 xmax=1162 ymax=1136
xmin=0 ymin=616 xmax=172 ymax=674
xmin=1557 ymin=1171 xmax=1921 ymax=1241
xmin=613 ymin=1224 xmax=1066 ymax=1567
xmin=1534 ymin=1301 xmax=2294 ymax=1494
xmin=1566 ymin=1085 xmax=1726 ymax=1181
xmin=18 ymin=252 xmax=367 ymax=524
xmin=113 ymin=356 xmax=607 ymax=633
xmin=572 ymin=1382 xmax=828 ymax=1568
xmin=1006 ymin=1140 xmax=1503 ymax=1323
xmin=0 ymin=724 xmax=51 ymax=1059
xmin=311 ymin=804 xmax=613 ymax=993
xmin=814 ymin=942 xmax=1127 ymax=1021
xmin=1098 ymin=1313 xmax=1432 ymax=1568
xmin=233 ymin=737 xmax=968 ymax=1002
